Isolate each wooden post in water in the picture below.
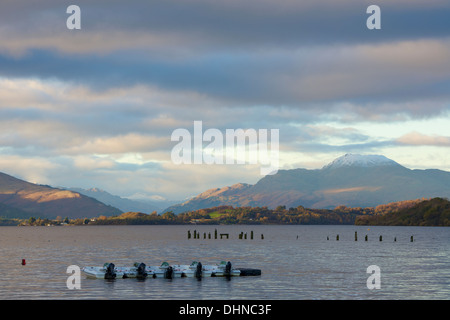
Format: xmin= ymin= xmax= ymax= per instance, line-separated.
xmin=244 ymin=233 xmax=247 ymax=239
xmin=411 ymin=235 xmax=414 ymax=242
xmin=215 ymin=229 xmax=218 ymax=239
xmin=251 ymin=231 xmax=254 ymax=240
xmin=188 ymin=230 xmax=191 ymax=239
xmin=193 ymin=230 xmax=197 ymax=239
xmin=365 ymin=235 xmax=368 ymax=241
xmin=394 ymin=237 xmax=397 ymax=242
xmin=204 ymin=232 xmax=206 ymax=239
xmin=327 ymin=236 xmax=329 ymax=241
xmin=208 ymin=232 xmax=211 ymax=239
xmin=355 ymin=231 xmax=358 ymax=241
xmin=261 ymin=234 xmax=264 ymax=240
xmin=336 ymin=234 xmax=339 ymax=241
xmin=379 ymin=235 xmax=382 ymax=241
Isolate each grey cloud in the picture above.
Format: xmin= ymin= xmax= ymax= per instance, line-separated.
xmin=1 ymin=0 xmax=450 ymax=117
xmin=2 ymin=39 xmax=450 ymax=116
xmin=3 ymin=0 xmax=450 ymax=51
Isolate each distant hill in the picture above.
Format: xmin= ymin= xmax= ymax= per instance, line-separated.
xmin=67 ymin=187 xmax=162 ymax=214
xmin=166 ymin=154 xmax=450 ymax=214
xmin=167 ymin=183 xmax=253 ymax=214
xmin=356 ymin=197 xmax=450 ymax=226
xmin=0 ymin=172 xmax=122 ymax=219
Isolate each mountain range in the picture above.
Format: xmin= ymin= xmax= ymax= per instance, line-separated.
xmin=67 ymin=187 xmax=178 ymax=214
xmin=0 ymin=172 xmax=121 ymax=219
xmin=2 ymin=154 xmax=450 ymax=219
xmin=165 ymin=154 xmax=450 ymax=214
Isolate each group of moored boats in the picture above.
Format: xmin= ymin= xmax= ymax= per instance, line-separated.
xmin=82 ymin=261 xmax=256 ymax=280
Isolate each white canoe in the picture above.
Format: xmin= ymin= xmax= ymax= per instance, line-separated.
xmin=82 ymin=264 xmax=129 ymax=279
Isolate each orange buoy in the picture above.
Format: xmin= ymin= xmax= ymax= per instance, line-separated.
xmin=22 ymin=259 xmax=26 ymax=265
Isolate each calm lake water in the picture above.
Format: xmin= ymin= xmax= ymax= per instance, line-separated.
xmin=0 ymin=225 xmax=448 ymax=300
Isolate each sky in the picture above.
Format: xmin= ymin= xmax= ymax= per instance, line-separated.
xmin=0 ymin=0 xmax=450 ymax=202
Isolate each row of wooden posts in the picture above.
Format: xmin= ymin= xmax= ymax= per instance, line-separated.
xmin=187 ymin=229 xmax=264 ymax=240
xmin=326 ymin=231 xmax=414 ymax=242
xmin=188 ymin=230 xmax=415 ymax=242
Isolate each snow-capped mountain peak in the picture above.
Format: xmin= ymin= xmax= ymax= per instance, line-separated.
xmin=323 ymin=154 xmax=400 ymax=169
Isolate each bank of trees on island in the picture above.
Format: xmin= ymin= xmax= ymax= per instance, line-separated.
xmin=4 ymin=197 xmax=449 ymax=226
